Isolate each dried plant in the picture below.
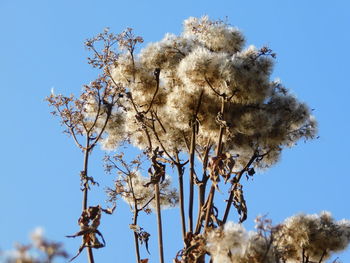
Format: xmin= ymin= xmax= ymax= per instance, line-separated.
xmin=4 ymin=228 xmax=68 ymax=263
xmin=45 ymin=16 xmax=350 ymax=263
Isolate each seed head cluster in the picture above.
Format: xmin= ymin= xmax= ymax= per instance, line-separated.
xmin=100 ymin=16 xmax=317 ymax=170
xmin=206 ymin=213 xmax=350 ymax=263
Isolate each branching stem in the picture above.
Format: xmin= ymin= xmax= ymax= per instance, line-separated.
xmin=222 ymin=154 xmax=257 ymax=224
xmin=195 ymin=142 xmax=211 ymax=234
xmin=188 ymin=90 xmax=204 ymax=233
xmin=82 ymin=137 xmax=94 ymax=263
xmin=204 ymin=96 xmax=225 ymax=230
xmin=133 ymin=210 xmax=141 ymax=263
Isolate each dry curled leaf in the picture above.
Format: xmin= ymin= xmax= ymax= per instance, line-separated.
xmin=66 ymin=205 xmax=114 ymax=262
xmin=208 ymin=153 xmax=236 ymax=189
xmin=232 ymin=183 xmax=247 ymax=223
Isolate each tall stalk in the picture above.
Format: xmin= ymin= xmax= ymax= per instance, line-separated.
xmin=155 ymin=183 xmax=165 ymax=263
xmin=176 ymin=153 xmax=187 ymax=240
xmin=188 ymin=91 xmax=204 ymax=233
xmin=188 ymin=123 xmax=196 ymax=233
xmin=222 ymin=154 xmax=257 ymax=224
xmin=129 ymin=172 xmax=141 ymax=263
xmin=195 ymin=143 xmax=211 ymax=234
xmin=132 ymin=210 xmax=141 ymax=263
xmin=204 ymin=96 xmax=225 ymax=230
xmin=82 ymin=138 xmax=94 ymax=263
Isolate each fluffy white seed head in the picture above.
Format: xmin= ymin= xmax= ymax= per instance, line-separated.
xmin=206 ymin=222 xmax=248 ymax=263
xmin=183 ymin=16 xmax=245 ymax=54
xmin=121 ymin=171 xmax=178 ymax=209
xmin=274 ymin=212 xmax=350 ymax=262
xmin=103 ymin=16 xmax=317 ymax=170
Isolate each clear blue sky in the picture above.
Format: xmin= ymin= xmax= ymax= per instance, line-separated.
xmin=0 ymin=0 xmax=349 ymax=262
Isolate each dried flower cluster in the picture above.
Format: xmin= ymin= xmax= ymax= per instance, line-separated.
xmin=44 ymin=15 xmax=349 ymax=263
xmin=4 ymin=228 xmax=68 ymax=263
xmin=118 ymin=172 xmax=178 ymax=209
xmin=206 ymin=213 xmax=350 ymax=263
xmin=99 ymin=15 xmax=317 ymax=170
xmin=105 ymin=153 xmax=178 ymax=210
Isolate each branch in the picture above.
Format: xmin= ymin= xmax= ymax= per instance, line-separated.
xmin=155 ymin=183 xmax=165 ymax=263
xmin=86 ymin=89 xmax=102 ymax=135
xmin=204 ymin=96 xmax=226 ymax=230
xmin=89 ymin=100 xmax=113 ymax=149
xmin=144 ymin=68 xmax=160 ymax=114
xmin=195 ymin=142 xmax=212 ymax=234
xmin=222 ymin=153 xmax=257 ymax=224
xmin=188 ymin=90 xmax=204 ymax=233
xmin=205 ymin=77 xmax=221 ymax=97
xmin=150 ymin=111 xmax=176 ymax=163
xmin=81 ymin=137 xmax=94 ymax=263
xmin=175 ymin=152 xmax=187 ymax=240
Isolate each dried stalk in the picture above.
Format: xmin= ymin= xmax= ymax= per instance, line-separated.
xmin=204 ymin=96 xmax=225 ymax=230
xmin=129 ymin=172 xmax=141 ymax=263
xmin=195 ymin=143 xmax=211 ymax=234
xmin=155 ymin=183 xmax=165 ymax=263
xmin=176 ymin=152 xmax=187 ymax=240
xmin=222 ymin=154 xmax=257 ymax=224
xmin=188 ymin=90 xmax=204 ymax=233
xmin=132 ymin=214 xmax=141 ymax=263
xmin=188 ymin=122 xmax=196 ymax=233
xmin=81 ymin=138 xmax=94 ymax=263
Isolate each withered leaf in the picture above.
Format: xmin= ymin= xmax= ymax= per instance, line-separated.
xmin=232 ymin=183 xmax=248 ymax=223
xmin=248 ymin=168 xmax=255 ymax=176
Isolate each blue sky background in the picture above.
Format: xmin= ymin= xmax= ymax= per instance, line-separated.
xmin=0 ymin=0 xmax=349 ymax=262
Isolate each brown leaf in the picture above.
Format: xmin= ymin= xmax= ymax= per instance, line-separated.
xmin=232 ymin=183 xmax=248 ymax=223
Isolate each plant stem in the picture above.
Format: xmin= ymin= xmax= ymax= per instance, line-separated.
xmin=82 ymin=149 xmax=90 ymax=211
xmin=204 ymin=96 xmax=225 ymax=230
xmin=188 ymin=90 xmax=204 ymax=233
xmin=222 ymin=154 xmax=256 ymax=224
xmin=175 ymin=153 xmax=186 ymax=240
xmin=155 ymin=183 xmax=165 ymax=263
xmin=129 ymin=172 xmax=141 ymax=263
xmin=133 ymin=211 xmax=141 ymax=263
xmin=204 ymin=185 xmax=215 ymax=229
xmin=195 ymin=144 xmax=211 ymax=234
xmin=82 ymin=138 xmax=94 ymax=263
xmin=188 ymin=123 xmax=196 ymax=233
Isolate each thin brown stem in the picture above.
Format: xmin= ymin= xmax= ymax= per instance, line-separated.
xmin=56 ymin=105 xmax=82 ymax=149
xmin=67 ymin=124 xmax=83 ymax=150
xmin=81 ymin=137 xmax=94 ymax=263
xmin=155 ymin=183 xmax=164 ymax=263
xmin=195 ymin=143 xmax=211 ymax=234
xmin=128 ymin=173 xmax=141 ymax=263
xmin=204 ymin=185 xmax=215 ymax=229
xmin=188 ymin=90 xmax=204 ymax=233
xmin=150 ymin=111 xmax=176 ymax=163
xmin=133 ymin=211 xmax=141 ymax=263
xmin=318 ymin=250 xmax=326 ymax=263
xmin=204 ymin=96 xmax=225 ymax=230
xmin=144 ymin=68 xmax=160 ymax=114
xmin=89 ymin=107 xmax=112 ymax=149
xmin=87 ymin=249 xmax=94 ymax=263
xmin=188 ymin=123 xmax=196 ymax=233
xmin=176 ymin=153 xmax=186 ymax=240
xmin=222 ymin=154 xmax=257 ymax=224
xmin=86 ymin=90 xmax=102 ymax=135
xmin=205 ymin=77 xmax=221 ymax=97
xmin=82 ymin=138 xmax=90 ymax=211
xmin=138 ymin=195 xmax=155 ymax=212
